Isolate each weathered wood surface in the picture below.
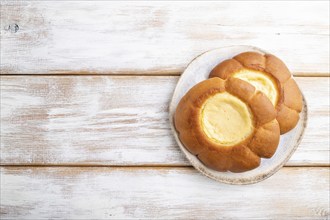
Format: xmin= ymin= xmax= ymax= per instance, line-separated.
xmin=1 ymin=1 xmax=329 ymax=219
xmin=1 ymin=76 xmax=329 ymax=166
xmin=1 ymin=167 xmax=329 ymax=219
xmin=1 ymin=1 xmax=329 ymax=75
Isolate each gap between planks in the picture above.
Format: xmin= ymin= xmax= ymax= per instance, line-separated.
xmin=0 ymin=72 xmax=329 ymax=77
xmin=0 ymin=164 xmax=329 ymax=168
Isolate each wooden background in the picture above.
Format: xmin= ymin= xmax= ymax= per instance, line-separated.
xmin=1 ymin=1 xmax=329 ymax=219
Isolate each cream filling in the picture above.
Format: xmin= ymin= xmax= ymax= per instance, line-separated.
xmin=201 ymin=92 xmax=254 ymax=146
xmin=233 ymin=69 xmax=278 ymax=106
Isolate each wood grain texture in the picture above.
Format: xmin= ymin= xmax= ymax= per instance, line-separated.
xmin=1 ymin=167 xmax=329 ymax=219
xmin=1 ymin=1 xmax=329 ymax=75
xmin=1 ymin=76 xmax=329 ymax=166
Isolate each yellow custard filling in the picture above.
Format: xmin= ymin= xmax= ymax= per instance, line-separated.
xmin=201 ymin=92 xmax=254 ymax=146
xmin=233 ymin=69 xmax=278 ymax=106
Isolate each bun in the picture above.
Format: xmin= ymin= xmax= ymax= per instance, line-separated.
xmin=174 ymin=77 xmax=280 ymax=172
xmin=210 ymin=52 xmax=302 ymax=134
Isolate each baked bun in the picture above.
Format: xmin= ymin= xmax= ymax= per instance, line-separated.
xmin=210 ymin=52 xmax=302 ymax=134
xmin=174 ymin=77 xmax=280 ymax=172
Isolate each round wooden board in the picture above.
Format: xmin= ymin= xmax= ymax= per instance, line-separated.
xmin=169 ymin=45 xmax=308 ymax=185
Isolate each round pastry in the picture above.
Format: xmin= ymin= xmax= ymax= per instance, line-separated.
xmin=209 ymin=52 xmax=302 ymax=134
xmin=174 ymin=77 xmax=280 ymax=172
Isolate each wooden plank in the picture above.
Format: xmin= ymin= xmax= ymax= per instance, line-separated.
xmin=0 ymin=167 xmax=329 ymax=219
xmin=0 ymin=76 xmax=329 ymax=166
xmin=1 ymin=1 xmax=329 ymax=75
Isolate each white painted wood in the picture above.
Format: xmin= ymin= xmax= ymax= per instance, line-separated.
xmin=1 ymin=1 xmax=329 ymax=74
xmin=0 ymin=76 xmax=328 ymax=166
xmin=0 ymin=2 xmax=328 ymax=218
xmin=169 ymin=46 xmax=307 ymax=184
xmin=0 ymin=167 xmax=329 ymax=219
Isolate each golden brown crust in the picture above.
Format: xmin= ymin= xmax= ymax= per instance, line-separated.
xmin=198 ymin=144 xmax=261 ymax=173
xmin=225 ymin=77 xmax=256 ymax=103
xmin=265 ymin=54 xmax=291 ymax=83
xmin=210 ymin=59 xmax=243 ymax=79
xmin=248 ymin=92 xmax=277 ymax=126
xmin=234 ymin=52 xmax=266 ymax=71
xmin=283 ymin=78 xmax=303 ymax=112
xmin=276 ymin=104 xmax=300 ymax=134
xmin=248 ymin=119 xmax=280 ymax=158
xmin=229 ymin=145 xmax=261 ymax=173
xmin=209 ymin=51 xmax=303 ymax=134
xmin=197 ymin=145 xmax=233 ymax=172
xmin=174 ymin=77 xmax=280 ymax=172
xmin=174 ymin=78 xmax=225 ymax=155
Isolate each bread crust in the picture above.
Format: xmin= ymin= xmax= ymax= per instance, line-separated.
xmin=210 ymin=52 xmax=303 ymax=134
xmin=174 ymin=77 xmax=280 ymax=172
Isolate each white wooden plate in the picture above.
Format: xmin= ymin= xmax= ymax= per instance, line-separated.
xmin=169 ymin=45 xmax=308 ymax=185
